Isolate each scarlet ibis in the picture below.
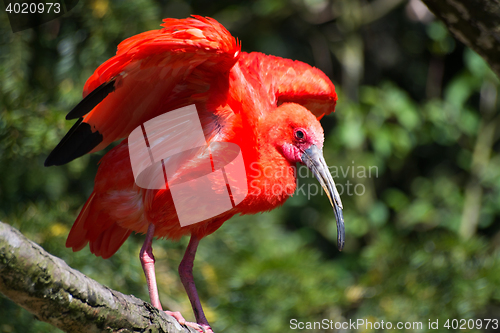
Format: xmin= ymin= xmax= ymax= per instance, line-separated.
xmin=45 ymin=16 xmax=344 ymax=333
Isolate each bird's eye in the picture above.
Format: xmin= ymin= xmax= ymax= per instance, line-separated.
xmin=294 ymin=129 xmax=306 ymax=141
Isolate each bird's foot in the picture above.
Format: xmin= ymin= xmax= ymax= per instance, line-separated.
xmin=165 ymin=311 xmax=214 ymax=333
xmin=192 ymin=323 xmax=213 ymax=333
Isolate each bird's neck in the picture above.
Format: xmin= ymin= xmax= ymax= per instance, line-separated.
xmin=238 ymin=123 xmax=297 ymax=214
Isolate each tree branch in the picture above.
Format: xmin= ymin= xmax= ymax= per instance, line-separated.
xmin=0 ymin=221 xmax=194 ymax=333
xmin=421 ymin=0 xmax=500 ymax=78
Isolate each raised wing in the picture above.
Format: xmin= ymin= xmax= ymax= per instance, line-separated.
xmin=238 ymin=52 xmax=337 ymax=120
xmin=45 ymin=16 xmax=240 ymax=166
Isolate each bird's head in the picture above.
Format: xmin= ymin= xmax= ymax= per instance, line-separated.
xmin=261 ymin=102 xmax=345 ymax=251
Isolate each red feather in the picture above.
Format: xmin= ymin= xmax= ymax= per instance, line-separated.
xmin=50 ymin=16 xmax=341 ymax=332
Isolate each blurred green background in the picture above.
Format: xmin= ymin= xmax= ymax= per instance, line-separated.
xmin=1 ymin=0 xmax=500 ymax=332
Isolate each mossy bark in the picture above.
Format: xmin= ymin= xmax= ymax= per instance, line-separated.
xmin=0 ymin=221 xmax=193 ymax=333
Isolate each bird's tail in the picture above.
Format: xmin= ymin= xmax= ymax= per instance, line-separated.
xmin=66 ymin=191 xmax=132 ymax=259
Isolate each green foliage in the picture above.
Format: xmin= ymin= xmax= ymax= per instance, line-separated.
xmin=1 ymin=1 xmax=500 ymax=332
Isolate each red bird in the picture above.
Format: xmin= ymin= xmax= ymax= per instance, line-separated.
xmin=46 ymin=16 xmax=344 ymax=333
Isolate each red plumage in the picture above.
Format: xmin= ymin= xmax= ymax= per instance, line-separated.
xmin=48 ymin=16 xmax=342 ymax=333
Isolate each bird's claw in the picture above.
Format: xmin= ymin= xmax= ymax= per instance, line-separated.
xmin=165 ymin=311 xmax=214 ymax=333
xmin=182 ymin=322 xmax=213 ymax=333
xmin=195 ymin=324 xmax=214 ymax=333
xmin=186 ymin=322 xmax=213 ymax=333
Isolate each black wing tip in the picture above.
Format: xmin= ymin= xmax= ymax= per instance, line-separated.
xmin=44 ymin=156 xmax=57 ymax=167
xmin=66 ymin=79 xmax=116 ymax=120
xmin=45 ymin=119 xmax=103 ymax=166
xmin=47 ymin=79 xmax=114 ymax=166
xmin=44 ymin=150 xmax=83 ymax=166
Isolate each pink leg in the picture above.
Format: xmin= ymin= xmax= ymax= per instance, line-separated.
xmin=141 ymin=228 xmax=212 ymax=333
xmin=140 ymin=224 xmax=163 ymax=310
xmin=178 ymin=235 xmax=212 ymax=332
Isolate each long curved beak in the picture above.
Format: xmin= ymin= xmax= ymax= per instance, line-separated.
xmin=301 ymin=145 xmax=345 ymax=251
